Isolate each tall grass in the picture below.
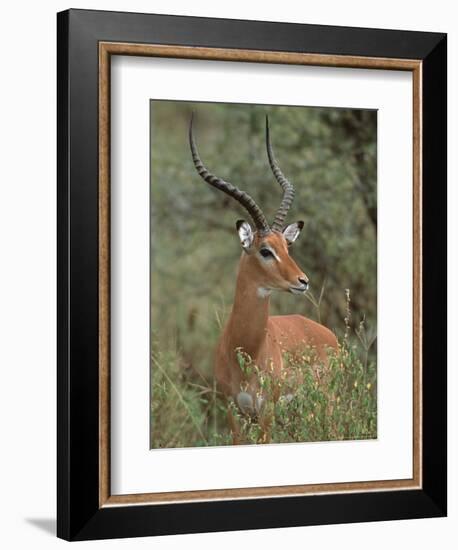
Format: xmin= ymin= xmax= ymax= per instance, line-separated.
xmin=150 ymin=294 xmax=377 ymax=448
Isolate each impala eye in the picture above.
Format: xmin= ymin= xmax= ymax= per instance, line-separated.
xmin=260 ymin=248 xmax=274 ymax=259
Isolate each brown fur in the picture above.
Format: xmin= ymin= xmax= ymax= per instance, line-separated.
xmin=215 ymin=231 xmax=338 ymax=398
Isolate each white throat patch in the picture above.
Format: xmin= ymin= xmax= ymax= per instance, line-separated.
xmin=257 ymin=287 xmax=272 ymax=298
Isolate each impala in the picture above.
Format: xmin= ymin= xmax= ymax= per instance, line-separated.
xmin=189 ymin=114 xmax=338 ymax=415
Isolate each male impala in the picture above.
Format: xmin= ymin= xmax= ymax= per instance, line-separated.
xmin=190 ymin=115 xmax=338 ymax=415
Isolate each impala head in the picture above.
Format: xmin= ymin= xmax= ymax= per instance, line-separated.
xmin=236 ymin=220 xmax=309 ymax=296
xmin=189 ymin=113 xmax=309 ymax=296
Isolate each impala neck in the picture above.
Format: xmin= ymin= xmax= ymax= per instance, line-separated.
xmin=226 ymin=253 xmax=270 ymax=359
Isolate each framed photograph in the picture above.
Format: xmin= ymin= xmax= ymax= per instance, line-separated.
xmin=57 ymin=9 xmax=447 ymax=541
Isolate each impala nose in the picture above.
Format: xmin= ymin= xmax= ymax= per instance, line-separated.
xmin=298 ymin=276 xmax=309 ymax=290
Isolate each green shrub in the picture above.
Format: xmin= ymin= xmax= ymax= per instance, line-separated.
xmin=150 ymin=334 xmax=376 ymax=448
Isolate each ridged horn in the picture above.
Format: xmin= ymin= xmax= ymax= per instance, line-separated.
xmin=266 ymin=115 xmax=295 ymax=231
xmin=189 ymin=113 xmax=270 ymax=234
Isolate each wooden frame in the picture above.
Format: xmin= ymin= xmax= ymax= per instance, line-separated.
xmin=58 ymin=9 xmax=447 ymax=541
xmin=99 ymin=42 xmax=422 ymax=506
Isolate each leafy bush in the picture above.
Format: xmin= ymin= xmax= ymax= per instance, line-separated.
xmin=228 ymin=339 xmax=376 ymax=445
xmin=150 ymin=324 xmax=376 ymax=448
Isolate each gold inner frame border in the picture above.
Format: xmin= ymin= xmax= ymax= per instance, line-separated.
xmin=98 ymin=42 xmax=422 ymax=507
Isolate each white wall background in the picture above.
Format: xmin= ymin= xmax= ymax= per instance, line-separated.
xmin=0 ymin=1 xmax=454 ymax=548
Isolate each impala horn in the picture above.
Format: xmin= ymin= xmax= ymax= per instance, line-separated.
xmin=265 ymin=115 xmax=295 ymax=231
xmin=189 ymin=113 xmax=271 ymax=234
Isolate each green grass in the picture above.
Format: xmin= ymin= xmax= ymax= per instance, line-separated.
xmin=150 ymin=327 xmax=377 ymax=448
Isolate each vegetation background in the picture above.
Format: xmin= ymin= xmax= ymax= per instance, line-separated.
xmin=150 ymin=100 xmax=377 ymax=448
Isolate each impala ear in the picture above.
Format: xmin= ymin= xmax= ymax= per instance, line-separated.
xmin=236 ymin=220 xmax=254 ymax=251
xmin=283 ymin=221 xmax=304 ymax=244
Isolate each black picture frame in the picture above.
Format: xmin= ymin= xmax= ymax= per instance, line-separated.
xmin=57 ymin=8 xmax=447 ymax=541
